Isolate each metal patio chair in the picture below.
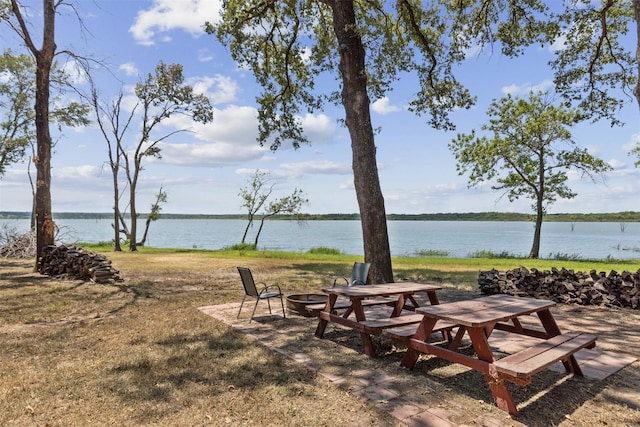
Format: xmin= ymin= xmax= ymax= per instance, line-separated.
xmin=333 ymin=262 xmax=371 ymax=287
xmin=236 ymin=267 xmax=285 ymax=322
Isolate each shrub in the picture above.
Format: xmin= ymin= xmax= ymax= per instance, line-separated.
xmin=468 ymin=249 xmax=518 ymax=259
xmin=415 ymin=249 xmax=449 ymax=257
xmin=307 ymin=246 xmax=342 ymax=255
xmin=223 ymin=243 xmax=257 ymax=251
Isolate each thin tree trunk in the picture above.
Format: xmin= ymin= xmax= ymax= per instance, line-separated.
xmin=139 ymin=216 xmax=151 ymax=246
xmin=241 ymin=217 xmax=253 ymax=244
xmin=529 ymin=155 xmax=545 ymax=258
xmin=129 ymin=178 xmax=138 ymax=251
xmin=110 ymin=150 xmax=122 ymax=251
xmin=253 ymin=217 xmax=266 ymax=247
xmin=331 ymin=1 xmax=393 ymax=283
xmin=112 ymin=179 xmax=122 ymax=251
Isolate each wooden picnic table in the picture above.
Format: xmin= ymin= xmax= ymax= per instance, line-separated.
xmin=399 ymin=294 xmax=596 ymax=416
xmin=314 ymin=282 xmax=442 ymax=357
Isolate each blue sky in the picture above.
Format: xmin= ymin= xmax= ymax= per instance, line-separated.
xmin=0 ymin=0 xmax=638 ymax=215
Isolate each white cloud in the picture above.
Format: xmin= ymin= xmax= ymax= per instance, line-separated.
xmin=622 ymin=133 xmax=640 ymax=152
xmin=501 ymin=80 xmax=554 ymax=96
xmin=549 ymin=33 xmax=567 ymax=53
xmin=55 ymin=165 xmax=102 ymax=179
xmin=129 ymin=0 xmax=223 ymax=46
xmin=608 ymin=158 xmax=626 ymax=170
xmin=277 ymin=160 xmax=351 ymax=179
xmin=372 ymin=97 xmax=402 ymax=115
xmin=157 ymin=140 xmax=267 ymax=167
xmin=60 ymin=59 xmax=88 ymax=85
xmin=189 ymin=75 xmax=238 ymax=104
xmin=299 ymin=113 xmax=336 ymax=143
xmin=197 ymin=48 xmax=214 ymax=63
xmin=339 ymin=177 xmax=354 ymax=190
xmin=118 ymin=63 xmax=139 ymax=76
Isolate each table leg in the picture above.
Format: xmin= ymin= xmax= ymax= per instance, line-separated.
xmin=537 ymin=309 xmax=562 ymax=337
xmin=537 ymin=308 xmax=581 ymax=373
xmin=400 ymin=317 xmax=437 ymax=368
xmin=390 ymin=294 xmax=406 ymax=317
xmin=350 ymin=297 xmax=377 ymax=357
xmin=467 ymin=327 xmax=519 ymax=416
xmin=314 ymin=294 xmax=337 ymax=338
xmin=426 ymin=291 xmax=440 ymax=305
xmin=487 ymin=371 xmax=519 ymax=416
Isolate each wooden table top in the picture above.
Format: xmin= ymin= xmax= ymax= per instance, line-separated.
xmin=321 ymin=282 xmax=442 ymax=297
xmin=415 ymin=294 xmax=556 ymax=328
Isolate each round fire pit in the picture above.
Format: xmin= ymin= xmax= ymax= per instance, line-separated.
xmin=286 ymin=293 xmax=326 ymax=317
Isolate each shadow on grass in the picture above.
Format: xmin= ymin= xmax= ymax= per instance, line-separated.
xmin=105 ymin=327 xmax=331 ymax=424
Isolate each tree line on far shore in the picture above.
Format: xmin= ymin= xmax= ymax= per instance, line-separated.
xmin=1 ymin=211 xmax=639 ymax=223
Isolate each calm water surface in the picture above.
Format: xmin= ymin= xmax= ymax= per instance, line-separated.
xmin=2 ymin=218 xmax=639 ymax=260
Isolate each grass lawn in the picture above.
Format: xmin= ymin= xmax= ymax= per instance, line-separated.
xmin=1 ymin=248 xmax=638 ymax=426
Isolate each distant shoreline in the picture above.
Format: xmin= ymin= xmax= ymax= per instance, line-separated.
xmin=2 ymin=211 xmax=639 ymax=222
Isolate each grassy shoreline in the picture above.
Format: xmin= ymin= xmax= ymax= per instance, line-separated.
xmin=86 ymin=244 xmax=639 ymax=276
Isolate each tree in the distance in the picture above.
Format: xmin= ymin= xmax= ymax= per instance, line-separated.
xmin=238 ymin=170 xmax=272 ymax=246
xmin=92 ymin=61 xmax=214 ymax=252
xmin=252 ymin=189 xmax=307 ymax=248
xmin=449 ymin=92 xmax=612 ymax=258
xmin=90 ymin=89 xmax=131 ymax=251
xmin=238 ymin=170 xmax=307 ymax=249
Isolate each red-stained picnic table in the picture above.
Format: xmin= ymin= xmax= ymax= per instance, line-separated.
xmin=398 ymin=294 xmax=597 ymax=416
xmin=314 ymin=282 xmax=444 ymax=357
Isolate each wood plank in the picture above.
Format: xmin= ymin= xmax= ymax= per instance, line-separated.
xmin=416 ymin=295 xmax=556 ymax=327
xmin=360 ymin=313 xmax=424 ymax=329
xmin=305 ymin=297 xmax=397 ymax=313
xmin=493 ymin=332 xmax=597 ymax=379
xmin=384 ymin=320 xmax=458 ymax=339
xmin=323 ymin=282 xmax=442 ymax=297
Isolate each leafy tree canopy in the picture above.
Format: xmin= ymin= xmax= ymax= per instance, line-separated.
xmin=0 ymin=48 xmax=89 ymax=176
xmin=207 ymin=0 xmax=559 ymax=149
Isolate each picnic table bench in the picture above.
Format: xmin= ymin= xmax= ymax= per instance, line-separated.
xmin=492 ymin=331 xmax=597 ymax=384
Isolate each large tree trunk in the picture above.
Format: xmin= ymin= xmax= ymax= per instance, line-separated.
xmin=634 ymin=0 xmax=640 ymax=110
xmin=32 ymin=0 xmax=57 ymax=270
xmin=332 ymin=1 xmax=393 ymax=283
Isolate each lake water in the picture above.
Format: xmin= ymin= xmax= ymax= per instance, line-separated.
xmin=2 ymin=218 xmax=639 ymax=260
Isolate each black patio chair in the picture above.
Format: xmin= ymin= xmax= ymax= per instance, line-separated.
xmin=236 ymin=267 xmax=285 ymax=322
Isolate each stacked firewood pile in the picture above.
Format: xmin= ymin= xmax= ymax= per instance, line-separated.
xmin=478 ymin=267 xmax=640 ymax=309
xmin=38 ymin=244 xmax=122 ymax=284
